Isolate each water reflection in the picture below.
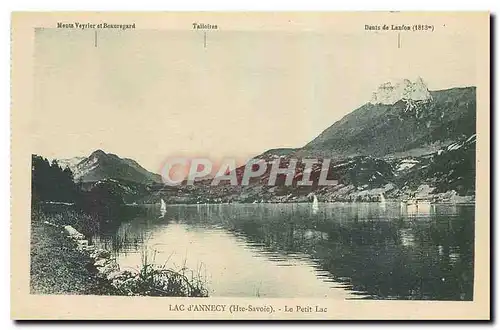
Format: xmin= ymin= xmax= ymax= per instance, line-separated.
xmin=93 ymin=202 xmax=474 ymax=300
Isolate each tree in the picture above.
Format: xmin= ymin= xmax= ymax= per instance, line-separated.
xmin=31 ymin=155 xmax=78 ymax=203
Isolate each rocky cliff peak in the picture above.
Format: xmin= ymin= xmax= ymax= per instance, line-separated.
xmin=370 ymin=77 xmax=432 ymax=105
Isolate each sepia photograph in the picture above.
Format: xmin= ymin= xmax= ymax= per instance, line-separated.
xmin=11 ymin=12 xmax=490 ymax=320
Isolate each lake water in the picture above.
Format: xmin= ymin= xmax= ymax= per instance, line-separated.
xmin=93 ymin=202 xmax=474 ymax=300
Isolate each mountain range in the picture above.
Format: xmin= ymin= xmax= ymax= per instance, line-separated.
xmin=52 ymin=78 xmax=476 ymax=204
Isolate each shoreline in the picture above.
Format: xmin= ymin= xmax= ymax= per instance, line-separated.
xmin=129 ymin=199 xmax=476 ymax=207
xmin=156 ymin=185 xmax=475 ymax=206
xmin=31 ymin=210 xmax=208 ymax=297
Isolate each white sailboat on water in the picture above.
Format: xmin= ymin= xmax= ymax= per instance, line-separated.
xmin=160 ymin=198 xmax=167 ymax=218
xmin=312 ymin=194 xmax=319 ymax=214
xmin=379 ymin=192 xmax=387 ymax=210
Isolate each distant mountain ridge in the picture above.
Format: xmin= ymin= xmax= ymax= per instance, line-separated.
xmin=58 ymin=150 xmax=162 ymax=184
xmin=56 ymin=157 xmax=86 ymax=174
xmin=53 ymin=80 xmax=477 ymax=204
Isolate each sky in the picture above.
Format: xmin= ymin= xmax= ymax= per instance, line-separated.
xmin=32 ymin=28 xmax=478 ymax=173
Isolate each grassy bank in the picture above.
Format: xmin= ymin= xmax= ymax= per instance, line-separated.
xmin=30 ymin=220 xmax=109 ymax=294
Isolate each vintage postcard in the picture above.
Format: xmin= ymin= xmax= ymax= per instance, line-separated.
xmin=11 ymin=12 xmax=490 ymax=320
